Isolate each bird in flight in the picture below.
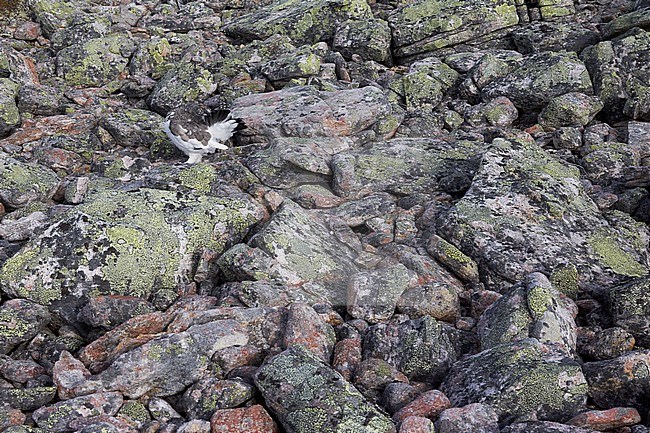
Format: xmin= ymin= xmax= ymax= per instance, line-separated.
xmin=162 ymin=103 xmax=244 ymax=164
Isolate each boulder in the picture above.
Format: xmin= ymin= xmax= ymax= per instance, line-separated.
xmin=607 ymin=276 xmax=650 ymax=347
xmin=0 ymin=78 xmax=20 ymax=138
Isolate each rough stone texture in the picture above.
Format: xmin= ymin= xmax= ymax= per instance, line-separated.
xmin=0 ymin=299 xmax=51 ymax=354
xmin=363 ymin=316 xmax=456 ymax=383
xmin=333 ymin=19 xmax=392 ymax=63
xmin=347 ymin=264 xmax=411 ymax=324
xmin=501 ymin=421 xmax=598 ymax=433
xmin=0 ymin=78 xmax=20 ymax=138
xmin=481 ymin=52 xmax=593 ymax=111
xmin=583 ymin=350 xmax=650 ymax=410
xmin=440 ymin=339 xmax=588 ymax=424
xmin=392 ymin=390 xmax=450 ymax=423
xmin=210 ymin=405 xmax=279 ymax=433
xmin=577 ymin=326 xmax=635 ymax=361
xmin=0 ymin=158 xmax=60 ymax=209
xmin=53 ymin=351 xmax=92 ymax=400
xmin=31 ymin=392 xmax=123 ymax=432
xmin=512 ymin=21 xmax=601 ymax=55
xmin=353 ymin=358 xmax=408 ymax=401
xmin=567 ymin=407 xmax=641 ymax=431
xmin=582 ymin=29 xmax=650 ymax=121
xmin=284 ymin=302 xmax=336 ymax=363
xmin=254 ymin=345 xmax=396 ymax=433
xmin=607 ymin=276 xmax=650 ymax=347
xmin=538 ymin=92 xmax=604 ymax=130
xmin=249 ymin=199 xmax=360 ymax=306
xmin=223 ymin=0 xmax=372 ymax=45
xmin=100 ymin=108 xmax=167 ymax=149
xmin=0 ymin=188 xmax=265 ymax=310
xmin=398 ymin=416 xmax=435 ymax=433
xmin=392 ymin=58 xmax=460 ymax=112
xmin=388 ymin=0 xmax=519 ymax=60
xmin=436 ymin=403 xmax=500 ymax=433
xmin=438 ymin=138 xmax=649 ymax=295
xmin=147 ymin=62 xmax=216 ymax=115
xmin=180 ymin=378 xmax=254 ymax=420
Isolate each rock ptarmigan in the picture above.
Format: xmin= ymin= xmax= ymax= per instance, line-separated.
xmin=162 ymin=103 xmax=244 ymax=164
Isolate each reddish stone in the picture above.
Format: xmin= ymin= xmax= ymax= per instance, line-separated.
xmin=35 ymin=146 xmax=87 ymax=173
xmin=210 ymin=405 xmax=278 ymax=433
xmin=399 ymin=416 xmax=435 ymax=433
xmin=69 ymin=415 xmax=138 ymax=433
xmin=332 ymin=336 xmax=362 ymax=381
xmin=0 ymin=405 xmax=26 ymax=430
xmin=567 ymin=407 xmax=641 ymax=431
xmin=53 ymin=351 xmax=92 ymax=399
xmin=78 ymin=311 xmax=173 ymax=373
xmin=14 ymin=21 xmax=42 ymax=41
xmin=0 ymin=112 xmax=96 ymax=147
xmin=436 ymin=403 xmax=499 ymax=433
xmin=283 ymin=303 xmax=335 ymax=363
xmin=0 ymin=358 xmax=46 ymax=383
xmin=393 ymin=390 xmax=451 ymax=423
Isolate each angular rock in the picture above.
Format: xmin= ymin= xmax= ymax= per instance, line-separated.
xmin=582 ymin=29 xmax=650 ymax=121
xmin=232 ymin=85 xmax=403 ymax=144
xmin=393 ymin=390 xmax=450 ymax=423
xmin=436 ymin=403 xmax=500 ymax=433
xmin=0 ymin=211 xmax=49 ymax=242
xmin=577 ymin=327 xmax=635 ymax=361
xmin=0 ymin=158 xmax=60 ymax=209
xmin=147 ymin=62 xmax=216 ymax=115
xmin=177 ymin=420 xmax=211 ymax=433
xmin=0 ymin=299 xmax=51 ymax=354
xmin=254 ymin=345 xmax=395 ymax=433
xmin=0 ymin=404 xmax=26 ymax=430
xmin=481 ymin=52 xmax=593 ymax=111
xmin=260 ymin=43 xmax=324 ymax=85
xmin=0 ymin=188 xmax=265 ymax=309
xmin=148 ymin=397 xmax=182 ymax=422
xmin=93 ymin=320 xmax=248 ymax=398
xmin=284 ymin=302 xmax=336 ymax=363
xmin=0 ymin=358 xmax=46 ymax=383
xmin=28 ymin=0 xmax=77 ymax=37
xmin=210 ymin=405 xmax=279 ymax=433
xmin=363 ymin=316 xmax=456 ymax=383
xmin=76 ymin=295 xmax=156 ymax=331
xmin=539 ymin=93 xmax=604 ymax=130
xmin=501 ymin=421 xmax=598 ymax=433
xmin=249 ymin=200 xmax=360 ymax=306
xmin=391 ymin=58 xmax=459 ymax=111
xmin=381 ymin=383 xmax=421 ymax=415
xmin=53 ymin=351 xmax=92 ymax=400
xmin=56 ymin=34 xmax=136 ymax=87
xmin=32 ymin=392 xmax=123 ymax=432
xmin=331 ymin=137 xmax=485 ymax=198
xmin=100 ymin=109 xmax=167 ymax=149
xmin=353 ymin=358 xmax=408 ymax=401
xmin=223 ymin=0 xmax=372 ymax=45
xmin=607 ymin=276 xmax=650 ymax=347
xmin=512 ymin=21 xmax=601 ymax=55
xmin=440 ymin=339 xmax=587 ymax=424
xmin=425 ymin=234 xmax=479 ymax=283
xmin=567 ymin=407 xmax=641 ymax=431
xmin=438 ymin=138 xmax=649 ymax=295
xmin=388 ymin=0 xmax=519 ymax=60
xmin=398 ymin=416 xmax=435 ymax=433
xmin=0 ymin=78 xmax=20 ymax=138
xmin=464 ymin=96 xmax=519 ymax=128
xmin=180 ymin=378 xmax=254 ymax=420
xmin=0 ymin=387 xmax=57 ymax=411
xmin=16 ymin=84 xmax=65 ymax=117
xmin=333 ymin=18 xmax=392 ymax=63
xmin=347 ymin=264 xmax=411 ymax=324
xmin=583 ymin=350 xmax=650 ymax=410
xmin=478 ymin=273 xmax=578 ymax=355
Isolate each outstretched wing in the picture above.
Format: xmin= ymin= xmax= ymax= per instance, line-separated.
xmin=206 ymin=110 xmax=246 ymax=142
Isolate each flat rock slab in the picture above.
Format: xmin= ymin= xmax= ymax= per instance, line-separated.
xmin=254 ymin=345 xmax=396 ymax=433
xmin=438 ymin=138 xmax=649 ymax=294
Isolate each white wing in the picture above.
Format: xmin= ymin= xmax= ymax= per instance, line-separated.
xmin=208 ymin=118 xmax=240 ymax=142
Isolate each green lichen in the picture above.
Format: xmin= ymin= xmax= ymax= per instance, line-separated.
xmin=0 ymin=308 xmax=32 ymax=340
xmin=297 ymin=53 xmax=321 ymax=75
xmin=178 ymin=163 xmax=217 ymax=193
xmin=356 ymin=154 xmax=409 ymax=182
xmin=550 ymin=264 xmax=579 ymax=299
xmin=527 ymin=285 xmax=554 ymax=319
xmin=588 ymin=230 xmax=648 ymax=277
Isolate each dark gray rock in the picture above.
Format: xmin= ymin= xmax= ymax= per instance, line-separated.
xmin=347 ymin=264 xmax=411 ymax=324
xmin=333 ymin=18 xmax=392 ymax=64
xmin=440 ymin=339 xmax=587 ymax=424
xmin=100 ymin=109 xmax=167 ymax=150
xmin=389 ymin=58 xmax=459 ymax=112
xmin=254 ymin=345 xmax=395 ymax=433
xmin=0 ymin=299 xmax=51 ymax=354
xmin=352 ymin=358 xmax=408 ymax=401
xmin=577 ymin=326 xmax=635 ymax=360
xmin=511 ymin=21 xmax=601 ymax=55
xmin=179 ymin=378 xmax=255 ymax=420
xmin=539 ymin=93 xmax=604 ymax=130
xmin=76 ymin=295 xmax=156 ymax=331
xmin=0 ymin=387 xmax=57 ymax=412
xmin=0 ymin=78 xmax=20 ymax=139
xmin=32 ymin=392 xmax=123 ymax=432
xmin=607 ymin=276 xmax=650 ymax=347
xmin=363 ymin=315 xmax=456 ymax=383
xmin=501 ymin=421 xmax=598 ymax=433
xmin=16 ymin=84 xmax=65 ymax=117
xmin=147 ymin=62 xmax=216 ymax=115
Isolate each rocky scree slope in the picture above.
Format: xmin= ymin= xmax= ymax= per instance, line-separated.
xmin=1 ymin=0 xmax=650 ymax=432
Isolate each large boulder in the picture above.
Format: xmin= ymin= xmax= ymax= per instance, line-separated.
xmin=607 ymin=276 xmax=650 ymax=347
xmin=437 ymin=138 xmax=649 ymax=294
xmin=254 ymin=345 xmax=395 ymax=433
xmin=0 ymin=78 xmax=19 ymax=138
xmin=0 ymin=158 xmax=60 ymax=209
xmin=0 ymin=188 xmax=266 ymax=315
xmin=441 ymin=339 xmax=588 ymax=424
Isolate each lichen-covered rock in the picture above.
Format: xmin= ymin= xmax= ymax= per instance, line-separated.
xmin=223 ymin=0 xmax=373 ymax=45
xmin=0 ymin=78 xmax=20 ymax=138
xmin=481 ymin=52 xmax=593 ymax=111
xmin=53 ymin=351 xmax=92 ymax=400
xmin=577 ymin=326 xmax=635 ymax=360
xmin=607 ymin=276 xmax=650 ymax=347
xmin=0 ymin=387 xmax=57 ymax=412
xmin=100 ymin=108 xmax=167 ymax=149
xmin=440 ymin=339 xmax=588 ymax=424
xmin=232 ymin=85 xmax=403 ymax=144
xmin=76 ymin=295 xmax=156 ymax=331
xmin=0 ymin=299 xmax=51 ymax=354
xmin=538 ymin=92 xmax=604 ymax=129
xmin=17 ymin=84 xmax=65 ymax=117
xmin=28 ymin=0 xmax=78 ymax=37
xmin=254 ymin=345 xmax=396 ymax=433
xmin=363 ymin=316 xmax=457 ymax=383
xmin=437 ymin=138 xmax=649 ymax=295
xmin=0 ymin=211 xmax=49 ymax=242
xmin=583 ymin=350 xmax=650 ymax=410
xmin=128 ymin=36 xmax=173 ymax=80
xmin=390 ymin=58 xmax=459 ymax=111
xmin=0 ymin=188 xmax=266 ymax=310
xmin=511 ymin=21 xmax=601 ymax=55
xmin=92 ymin=320 xmax=248 ymax=398
xmin=49 ymin=12 xmax=111 ymax=51
xmin=582 ymin=28 xmax=650 ymax=121
xmin=260 ymin=43 xmax=324 ymax=85
xmin=179 ymin=378 xmax=254 ymax=420
xmin=56 ymin=34 xmax=136 ymax=87
xmin=0 ymin=158 xmax=59 ymax=208
xmin=32 ymin=392 xmax=123 ymax=432
xmin=501 ymin=421 xmax=598 ymax=433
xmin=249 ymin=200 xmax=360 ymax=306
xmin=478 ymin=273 xmax=578 ymax=355
xmin=333 ymin=18 xmax=392 ymax=63
xmin=284 ymin=302 xmax=336 ymax=362
xmin=353 ymin=358 xmax=408 ymax=401
xmin=347 ymin=264 xmax=411 ymax=324
xmin=602 ymin=8 xmax=650 ymax=40
xmin=331 ymin=136 xmax=485 ymax=198
xmin=147 ymin=62 xmax=216 ymax=115
xmin=388 ymin=0 xmax=519 ymax=60
xmin=463 ymin=96 xmax=518 ymax=127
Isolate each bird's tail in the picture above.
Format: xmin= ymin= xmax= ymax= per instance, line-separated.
xmin=206 ymin=109 xmax=246 ymax=132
